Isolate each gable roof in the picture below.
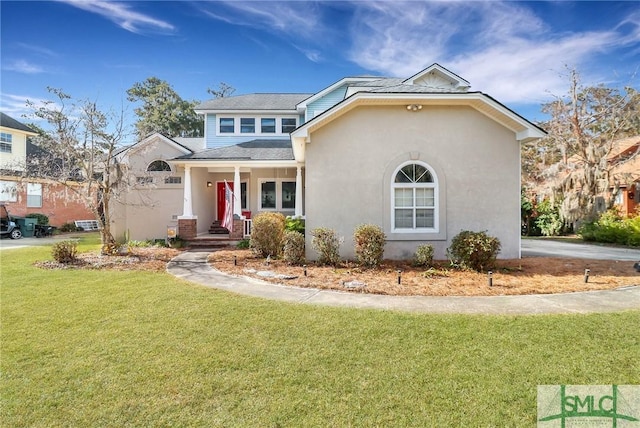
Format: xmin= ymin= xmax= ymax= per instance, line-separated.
xmin=195 ymin=94 xmax=312 ymax=112
xmin=0 ymin=112 xmax=37 ymax=134
xmin=117 ymin=133 xmax=193 ymax=160
xmin=176 ymin=139 xmax=293 ymax=161
xmin=403 ymin=63 xmax=470 ymax=90
xmin=291 ymin=90 xmax=547 ymax=162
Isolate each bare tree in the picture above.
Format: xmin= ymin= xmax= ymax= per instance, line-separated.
xmin=526 ymin=69 xmax=640 ymax=225
xmin=26 ymin=87 xmax=129 ymax=252
xmin=207 ymin=82 xmax=235 ymax=99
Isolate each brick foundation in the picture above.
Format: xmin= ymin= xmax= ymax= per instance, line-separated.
xmin=229 ymin=218 xmax=244 ymax=240
xmin=178 ymin=218 xmax=197 ymax=239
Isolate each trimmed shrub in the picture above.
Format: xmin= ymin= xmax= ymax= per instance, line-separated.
xmin=51 ymin=240 xmax=78 ymax=263
xmin=311 ymin=227 xmax=341 ymax=266
xmin=413 ymin=244 xmax=434 ymax=267
xmin=236 ymin=238 xmax=250 ymax=249
xmin=285 ymin=217 xmax=305 ymax=235
xmin=59 ymin=222 xmax=82 ymax=232
xmin=250 ymin=212 xmax=286 ymax=258
xmin=446 ymin=230 xmax=501 ymax=272
xmin=283 ymin=230 xmax=305 ymax=265
xmin=353 ymin=224 xmax=386 ymax=268
xmin=26 ymin=213 xmax=49 ymax=225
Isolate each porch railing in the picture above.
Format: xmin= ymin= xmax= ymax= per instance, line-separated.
xmin=243 ymin=219 xmax=252 ymax=238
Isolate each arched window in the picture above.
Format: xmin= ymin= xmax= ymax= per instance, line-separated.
xmin=392 ymin=162 xmax=437 ymax=231
xmin=147 ymin=160 xmax=171 ymax=172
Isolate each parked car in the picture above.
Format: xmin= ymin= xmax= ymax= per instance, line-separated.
xmin=0 ymin=204 xmax=22 ymax=239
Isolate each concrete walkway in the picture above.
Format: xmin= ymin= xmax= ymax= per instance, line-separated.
xmin=167 ymin=251 xmax=640 ymax=315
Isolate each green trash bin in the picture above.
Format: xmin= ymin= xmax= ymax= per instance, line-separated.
xmin=15 ymin=217 xmax=37 ymax=237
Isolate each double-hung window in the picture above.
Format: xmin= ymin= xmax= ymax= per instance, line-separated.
xmin=392 ymin=162 xmax=437 ymax=231
xmin=0 ymin=133 xmax=12 ymax=153
xmin=281 ymin=118 xmax=297 ymax=134
xmin=240 ymin=118 xmax=255 ymax=133
xmin=261 ymin=118 xmax=276 ymax=133
xmin=27 ymin=183 xmax=42 ymax=208
xmin=260 ymin=180 xmax=296 ymax=210
xmin=220 ymin=118 xmax=234 ymax=133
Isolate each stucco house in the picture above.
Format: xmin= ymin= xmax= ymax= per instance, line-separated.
xmin=609 ymin=135 xmax=640 ymax=216
xmin=112 ymin=64 xmax=546 ymax=259
xmin=0 ymin=112 xmax=94 ymax=227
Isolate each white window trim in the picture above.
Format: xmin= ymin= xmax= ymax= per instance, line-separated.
xmin=0 ymin=132 xmax=12 ymax=153
xmin=0 ymin=180 xmax=18 ymax=202
xmin=258 ymin=178 xmax=296 ymax=211
xmin=27 ymin=182 xmax=43 ymax=208
xmin=391 ymin=161 xmax=439 ymax=234
xmin=216 ymin=115 xmax=298 ymax=137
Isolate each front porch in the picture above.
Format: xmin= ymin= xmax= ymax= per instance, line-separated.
xmin=174 ymin=161 xmax=303 ymax=240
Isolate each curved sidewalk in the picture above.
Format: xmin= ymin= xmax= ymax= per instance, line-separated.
xmin=167 ymin=251 xmax=640 ymax=315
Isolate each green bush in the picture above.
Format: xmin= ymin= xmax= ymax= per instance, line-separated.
xmin=250 ymin=212 xmax=286 ymax=258
xmin=413 ymin=244 xmax=434 ymax=267
xmin=578 ymin=210 xmax=640 ymax=246
xmin=236 ymin=238 xmax=250 ymax=249
xmin=283 ymin=230 xmax=305 ymax=265
xmin=285 ymin=217 xmax=305 ymax=235
xmin=51 ymin=240 xmax=78 ymax=263
xmin=26 ymin=213 xmax=49 ymax=225
xmin=446 ymin=230 xmax=501 ymax=272
xmin=353 ymin=224 xmax=386 ymax=268
xmin=535 ymin=199 xmax=563 ymax=236
xmin=59 ymin=222 xmax=82 ymax=232
xmin=311 ymin=227 xmax=341 ymax=266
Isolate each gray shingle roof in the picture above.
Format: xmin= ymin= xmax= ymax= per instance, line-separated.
xmin=0 ymin=112 xmax=36 ymax=133
xmin=196 ymin=93 xmax=313 ymax=111
xmin=177 ymin=140 xmax=293 ymax=161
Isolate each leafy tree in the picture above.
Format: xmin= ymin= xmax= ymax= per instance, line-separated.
xmin=524 ymin=69 xmax=640 ymax=225
xmin=126 ymin=77 xmax=203 ymax=138
xmin=25 ymin=87 xmax=127 ymax=250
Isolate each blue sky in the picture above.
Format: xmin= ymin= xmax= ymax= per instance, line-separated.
xmin=1 ymin=1 xmax=639 ymax=143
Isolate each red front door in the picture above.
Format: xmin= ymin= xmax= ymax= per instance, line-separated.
xmin=216 ymin=182 xmax=234 ymax=222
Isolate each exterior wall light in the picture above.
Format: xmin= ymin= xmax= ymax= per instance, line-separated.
xmin=207 ymin=181 xmax=213 ymax=187
xmin=406 ymin=104 xmax=422 ymax=112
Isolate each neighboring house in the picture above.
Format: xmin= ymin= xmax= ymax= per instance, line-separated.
xmin=609 ymin=135 xmax=640 ymax=216
xmin=0 ymin=112 xmax=94 ymax=227
xmin=112 ymin=64 xmax=546 ymax=259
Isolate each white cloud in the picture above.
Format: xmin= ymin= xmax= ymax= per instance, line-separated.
xmin=345 ymin=1 xmax=638 ymax=104
xmin=0 ymin=93 xmax=54 ymax=122
xmin=199 ymin=1 xmax=328 ymax=42
xmin=16 ymin=43 xmax=59 ymax=58
xmin=58 ymin=0 xmax=175 ymax=34
xmin=2 ymin=60 xmax=44 ymax=74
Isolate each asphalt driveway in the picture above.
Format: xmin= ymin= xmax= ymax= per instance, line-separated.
xmin=521 ymin=238 xmax=640 ymax=261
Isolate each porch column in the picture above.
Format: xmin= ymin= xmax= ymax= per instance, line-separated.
xmin=178 ymin=165 xmax=197 ymax=239
xmin=182 ymin=165 xmax=194 ymax=217
xmin=233 ymin=166 xmax=242 ymax=218
xmin=295 ymin=164 xmax=303 ymax=217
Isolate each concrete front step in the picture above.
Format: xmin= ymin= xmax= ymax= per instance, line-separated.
xmin=185 ymin=237 xmax=240 ymax=249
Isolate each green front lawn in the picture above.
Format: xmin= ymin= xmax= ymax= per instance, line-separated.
xmin=2 ymin=241 xmax=638 ymax=426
